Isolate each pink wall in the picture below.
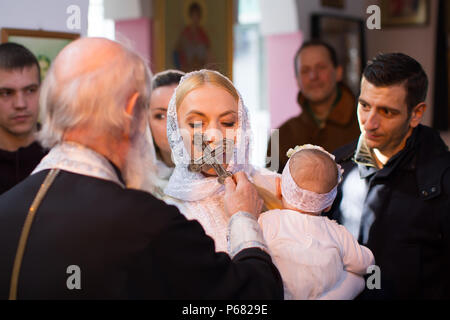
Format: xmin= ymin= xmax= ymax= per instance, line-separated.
xmin=115 ymin=18 xmax=153 ymax=71
xmin=266 ymin=31 xmax=303 ymax=129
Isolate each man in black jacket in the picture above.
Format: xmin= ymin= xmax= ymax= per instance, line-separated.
xmin=0 ymin=38 xmax=283 ymax=300
xmin=0 ymin=43 xmax=47 ymax=195
xmin=329 ymin=53 xmax=450 ymax=299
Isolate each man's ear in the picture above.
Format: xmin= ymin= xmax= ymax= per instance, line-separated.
xmin=275 ymin=176 xmax=282 ymax=200
xmin=409 ymin=102 xmax=427 ymax=128
xmin=123 ymin=92 xmax=140 ymax=139
xmin=335 ymin=65 xmax=344 ymax=83
xmin=126 ymin=92 xmax=140 ymax=116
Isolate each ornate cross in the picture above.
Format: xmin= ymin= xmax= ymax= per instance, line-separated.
xmin=188 ymin=133 xmax=234 ymax=184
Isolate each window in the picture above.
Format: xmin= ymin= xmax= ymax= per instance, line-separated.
xmin=88 ymin=0 xmax=115 ymax=40
xmin=234 ymin=0 xmax=269 ymax=167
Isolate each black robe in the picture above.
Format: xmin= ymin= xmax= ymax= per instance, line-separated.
xmin=0 ymin=141 xmax=47 ymax=195
xmin=0 ymin=170 xmax=283 ymax=299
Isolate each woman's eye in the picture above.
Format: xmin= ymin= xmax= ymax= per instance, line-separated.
xmin=154 ymin=114 xmax=166 ymax=120
xmin=221 ymin=122 xmax=236 ymax=128
xmin=189 ymin=122 xmax=203 ymax=129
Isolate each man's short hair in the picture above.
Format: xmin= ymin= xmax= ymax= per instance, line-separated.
xmin=363 ymin=53 xmax=428 ymax=114
xmin=152 ymin=69 xmax=185 ymax=90
xmin=294 ymin=39 xmax=339 ymax=76
xmin=0 ymin=42 xmax=41 ymax=82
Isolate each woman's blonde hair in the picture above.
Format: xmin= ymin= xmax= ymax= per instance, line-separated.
xmin=175 ymin=70 xmax=239 ymax=109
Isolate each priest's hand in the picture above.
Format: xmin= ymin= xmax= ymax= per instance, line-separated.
xmin=224 ymin=172 xmax=264 ymax=219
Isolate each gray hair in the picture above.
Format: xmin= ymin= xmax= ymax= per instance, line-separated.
xmin=38 ymin=40 xmax=152 ymax=148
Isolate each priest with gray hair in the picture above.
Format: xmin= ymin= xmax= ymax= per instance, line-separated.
xmin=0 ymin=37 xmax=283 ymax=300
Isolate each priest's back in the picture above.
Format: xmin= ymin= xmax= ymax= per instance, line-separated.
xmin=0 ymin=170 xmax=282 ymax=299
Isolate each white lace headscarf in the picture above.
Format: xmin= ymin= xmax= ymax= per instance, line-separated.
xmin=281 ymin=145 xmax=344 ymax=213
xmin=164 ymin=69 xmax=252 ymax=201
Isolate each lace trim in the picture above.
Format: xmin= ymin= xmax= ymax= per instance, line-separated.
xmin=227 ymin=211 xmax=268 ymax=258
xmin=282 ymin=144 xmax=343 ymax=213
xmin=32 ymin=142 xmax=125 ymax=188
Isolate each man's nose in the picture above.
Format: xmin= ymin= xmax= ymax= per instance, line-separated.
xmin=364 ymin=109 xmax=379 ymax=131
xmin=308 ymin=70 xmax=318 ymax=80
xmin=13 ymin=91 xmax=27 ymax=109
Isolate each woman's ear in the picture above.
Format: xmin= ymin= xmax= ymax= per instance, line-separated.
xmin=323 ymin=205 xmax=332 ymax=213
xmin=276 ymin=176 xmax=282 ymax=200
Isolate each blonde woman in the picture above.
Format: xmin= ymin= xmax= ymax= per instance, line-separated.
xmin=163 ymin=69 xmax=281 ymax=253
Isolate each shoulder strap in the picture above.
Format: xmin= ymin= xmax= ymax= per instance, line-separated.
xmin=9 ymin=168 xmax=60 ymax=300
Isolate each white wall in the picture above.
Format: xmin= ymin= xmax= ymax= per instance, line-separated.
xmin=260 ymin=0 xmax=298 ymax=36
xmin=0 ymin=0 xmax=89 ymax=36
xmin=104 ymin=0 xmax=143 ymax=20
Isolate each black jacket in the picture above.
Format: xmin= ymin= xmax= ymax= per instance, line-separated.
xmin=0 ymin=170 xmax=283 ymax=299
xmin=0 ymin=141 xmax=47 ymax=195
xmin=329 ymin=125 xmax=450 ymax=299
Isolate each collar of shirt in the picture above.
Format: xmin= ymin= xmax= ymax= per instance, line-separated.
xmin=32 ymin=142 xmax=126 ymax=188
xmin=353 ymin=127 xmax=419 ymax=180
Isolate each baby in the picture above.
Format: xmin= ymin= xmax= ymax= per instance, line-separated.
xmin=259 ymin=145 xmax=375 ymax=300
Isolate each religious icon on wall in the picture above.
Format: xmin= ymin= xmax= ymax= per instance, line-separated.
xmin=153 ymin=0 xmax=233 ymax=78
xmin=174 ymin=1 xmax=212 ymax=72
xmin=381 ymin=0 xmax=429 ymax=27
xmin=320 ymin=0 xmax=345 ymax=9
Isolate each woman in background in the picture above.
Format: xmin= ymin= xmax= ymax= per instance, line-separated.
xmin=147 ymin=70 xmax=185 ymax=199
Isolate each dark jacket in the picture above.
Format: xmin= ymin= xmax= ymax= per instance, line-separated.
xmin=0 ymin=141 xmax=47 ymax=195
xmin=0 ymin=169 xmax=283 ymax=299
xmin=329 ymin=125 xmax=450 ymax=299
xmin=267 ymin=83 xmax=360 ymax=173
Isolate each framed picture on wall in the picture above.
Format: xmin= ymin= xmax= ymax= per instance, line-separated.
xmin=311 ymin=14 xmax=366 ymax=96
xmin=380 ymin=0 xmax=429 ymax=27
xmin=153 ymin=0 xmax=234 ymax=78
xmin=320 ymin=0 xmax=345 ymax=9
xmin=1 ymin=28 xmax=80 ymax=81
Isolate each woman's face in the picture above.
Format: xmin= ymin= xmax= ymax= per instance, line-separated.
xmin=177 ymin=83 xmax=239 ymax=176
xmin=149 ymin=84 xmax=177 ymax=165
